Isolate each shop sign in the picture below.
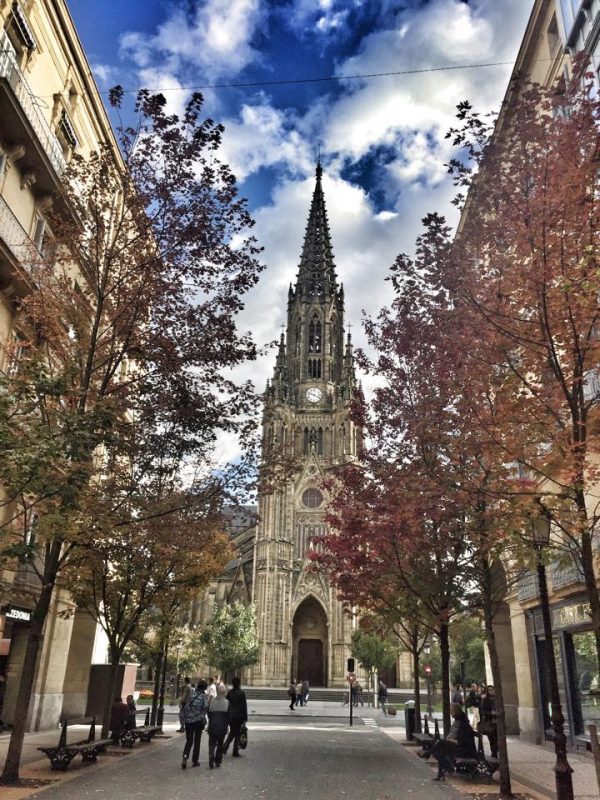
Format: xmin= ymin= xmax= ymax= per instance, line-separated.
xmin=2 ymin=605 xmax=32 ymax=622
xmin=552 ymin=601 xmax=590 ymax=630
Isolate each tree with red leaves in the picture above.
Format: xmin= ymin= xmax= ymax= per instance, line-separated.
xmin=0 ymin=89 xmax=262 ymax=783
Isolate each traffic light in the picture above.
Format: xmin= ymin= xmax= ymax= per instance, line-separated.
xmin=347 ymin=658 xmax=355 ymax=672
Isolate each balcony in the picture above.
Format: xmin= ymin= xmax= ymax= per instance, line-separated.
xmin=583 ymin=368 xmax=600 ymax=402
xmin=518 ymin=570 xmax=540 ymax=603
xmin=0 ymin=194 xmax=39 ymax=290
xmin=550 ymin=556 xmax=585 ymax=591
xmin=0 ymin=31 xmax=66 ymax=191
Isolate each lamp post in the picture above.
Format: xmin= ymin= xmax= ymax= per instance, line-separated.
xmin=423 ymin=642 xmax=433 ymax=720
xmin=532 ymin=516 xmax=574 ymax=800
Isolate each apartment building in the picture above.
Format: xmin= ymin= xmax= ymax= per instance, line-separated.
xmin=0 ymin=0 xmax=119 ymax=730
xmin=465 ymin=0 xmax=600 ymax=747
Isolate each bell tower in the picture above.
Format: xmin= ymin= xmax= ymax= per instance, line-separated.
xmin=250 ymin=164 xmax=360 ymax=687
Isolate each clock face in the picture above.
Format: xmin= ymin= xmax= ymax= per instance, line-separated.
xmin=306 ymin=387 xmax=323 ymax=404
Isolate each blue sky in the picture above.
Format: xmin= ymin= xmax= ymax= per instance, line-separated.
xmin=70 ymin=0 xmax=533 ymax=459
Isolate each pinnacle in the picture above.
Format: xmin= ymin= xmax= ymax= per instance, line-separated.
xmin=295 ymin=164 xmax=338 ymax=299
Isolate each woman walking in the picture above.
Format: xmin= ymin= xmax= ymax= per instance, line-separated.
xmin=181 ymin=679 xmax=208 ymax=769
xmin=207 ymin=684 xmax=230 ymax=768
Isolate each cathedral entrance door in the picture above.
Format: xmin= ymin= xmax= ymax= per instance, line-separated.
xmin=298 ymin=639 xmax=323 ymax=686
xmin=292 ymin=596 xmax=328 ymax=686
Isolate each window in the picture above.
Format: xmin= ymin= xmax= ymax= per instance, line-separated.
xmin=32 ymin=214 xmax=54 ymax=259
xmin=308 ymin=358 xmax=321 ymax=378
xmin=547 ymin=14 xmax=561 ymax=58
xmin=558 ymin=0 xmax=582 ymax=39
xmin=309 ymin=315 xmax=321 ymax=353
xmin=302 ymin=488 xmax=323 ymax=509
xmin=6 ymin=2 xmax=36 ymax=59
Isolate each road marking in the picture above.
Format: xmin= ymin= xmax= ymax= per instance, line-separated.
xmin=362 ymin=717 xmax=378 ymax=728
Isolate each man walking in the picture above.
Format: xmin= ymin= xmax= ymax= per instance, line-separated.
xmin=288 ymin=680 xmax=297 ymax=710
xmin=181 ymin=679 xmax=208 ymax=769
xmin=224 ymin=677 xmax=248 ymax=757
xmin=207 ymin=684 xmax=230 ymax=768
xmin=207 ymin=675 xmax=218 ymax=702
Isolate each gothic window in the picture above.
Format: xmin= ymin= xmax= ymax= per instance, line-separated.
xmin=310 ymin=271 xmax=324 ymax=295
xmin=340 ymin=424 xmax=346 ymax=454
xmin=317 ymin=427 xmax=324 ymax=455
xmin=308 ymin=358 xmax=321 ymax=378
xmin=303 ymin=427 xmax=310 ymax=454
xmin=309 ymin=315 xmax=322 ymax=353
xmin=302 ymin=488 xmax=323 ymax=508
xmin=295 ymin=319 xmax=301 ymax=355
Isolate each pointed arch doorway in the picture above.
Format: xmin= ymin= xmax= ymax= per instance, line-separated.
xmin=292 ymin=596 xmax=328 ymax=687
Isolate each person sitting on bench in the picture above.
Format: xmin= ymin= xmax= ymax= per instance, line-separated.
xmin=430 ymin=703 xmax=477 ymax=781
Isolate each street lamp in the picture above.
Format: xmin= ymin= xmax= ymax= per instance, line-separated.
xmin=531 ymin=515 xmax=574 ymax=800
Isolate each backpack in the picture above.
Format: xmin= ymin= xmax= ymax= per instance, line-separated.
xmin=185 ymin=691 xmax=208 ymax=723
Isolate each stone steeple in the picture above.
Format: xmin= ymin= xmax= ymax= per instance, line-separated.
xmin=294 ymin=161 xmax=338 ymax=300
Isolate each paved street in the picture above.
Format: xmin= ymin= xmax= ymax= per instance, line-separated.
xmin=27 ymin=711 xmax=463 ymax=800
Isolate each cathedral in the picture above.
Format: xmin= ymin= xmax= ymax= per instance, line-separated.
xmin=194 ymin=164 xmax=361 ymax=687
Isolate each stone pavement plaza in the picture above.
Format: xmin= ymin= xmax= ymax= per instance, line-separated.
xmin=0 ymin=700 xmax=597 ymax=800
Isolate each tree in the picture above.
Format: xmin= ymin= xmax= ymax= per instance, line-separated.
xmin=449 ymin=69 xmax=600 ymax=669
xmin=0 ymin=89 xmax=262 ymax=783
xmin=201 ymin=601 xmax=260 ymax=679
xmin=350 ymin=626 xmax=397 ymax=703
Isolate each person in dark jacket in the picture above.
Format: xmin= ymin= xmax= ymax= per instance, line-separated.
xmin=109 ymin=697 xmax=130 ymax=743
xmin=223 ymin=676 xmax=248 ymax=757
xmin=480 ymin=685 xmax=498 ymax=758
xmin=182 ymin=679 xmax=208 ymax=769
xmin=207 ymin=684 xmax=230 ymax=768
xmin=288 ymin=679 xmax=297 ymax=711
xmin=125 ymin=694 xmax=137 ymax=731
xmin=430 ymin=704 xmax=477 ymax=781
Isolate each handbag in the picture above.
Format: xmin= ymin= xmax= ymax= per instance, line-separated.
xmin=477 ymin=720 xmax=495 ymax=736
xmin=239 ymin=723 xmax=248 ymax=750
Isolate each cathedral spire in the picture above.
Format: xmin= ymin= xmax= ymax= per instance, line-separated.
xmin=294 ymin=163 xmax=337 ymax=299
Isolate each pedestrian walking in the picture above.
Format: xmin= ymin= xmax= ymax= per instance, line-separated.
xmin=451 ymin=684 xmax=463 ymax=705
xmin=181 ymin=679 xmax=209 ymax=769
xmin=207 ymin=684 xmax=230 ymax=768
xmin=178 ymin=677 xmax=192 ymax=732
xmin=480 ymin=685 xmax=498 ymax=759
xmin=224 ymin=676 xmax=248 ymax=757
xmin=125 ymin=694 xmax=137 ymax=731
xmin=207 ymin=675 xmax=218 ymax=701
xmin=288 ymin=680 xmax=297 ymax=710
xmin=295 ymin=680 xmax=303 ymax=706
xmin=378 ymin=679 xmax=388 ymax=712
xmin=301 ymin=680 xmax=310 ymax=706
xmin=109 ymin=696 xmax=129 ymax=743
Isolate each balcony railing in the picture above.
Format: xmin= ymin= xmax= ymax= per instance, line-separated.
xmin=0 ymin=31 xmax=65 ymax=177
xmin=550 ymin=557 xmax=585 ymax=591
xmin=0 ymin=193 xmax=38 ymax=266
xmin=517 ymin=570 xmax=540 ymax=603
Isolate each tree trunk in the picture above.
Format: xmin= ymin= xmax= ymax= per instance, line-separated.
xmin=101 ymin=646 xmax=123 ymax=738
xmin=579 ymin=525 xmax=600 ymax=671
xmin=150 ymin=653 xmax=161 ymax=725
xmin=482 ymin=557 xmax=513 ymax=799
xmin=412 ymin=641 xmax=422 ymax=733
xmin=0 ymin=576 xmax=55 ymax=784
xmin=439 ymin=622 xmax=451 ymax=736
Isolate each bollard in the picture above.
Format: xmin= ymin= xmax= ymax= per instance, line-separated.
xmin=434 ymin=719 xmax=440 ymax=741
xmin=423 ymin=716 xmax=430 ymax=736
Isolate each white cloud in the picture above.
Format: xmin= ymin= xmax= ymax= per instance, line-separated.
xmin=285 ymin=0 xmax=352 ymax=36
xmin=121 ymin=0 xmax=265 ymax=82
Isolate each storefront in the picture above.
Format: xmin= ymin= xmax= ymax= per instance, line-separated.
xmin=529 ymin=595 xmax=599 ymax=747
xmin=0 ymin=603 xmax=32 ymax=723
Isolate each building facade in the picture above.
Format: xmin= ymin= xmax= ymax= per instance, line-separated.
xmin=0 ymin=0 xmax=119 ymax=730
xmin=463 ymin=0 xmax=600 ymax=747
xmin=250 ymin=163 xmax=361 ymax=688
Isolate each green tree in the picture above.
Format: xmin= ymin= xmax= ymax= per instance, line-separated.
xmin=202 ymin=601 xmax=260 ymax=679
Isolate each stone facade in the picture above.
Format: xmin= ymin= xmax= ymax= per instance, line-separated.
xmin=250 ymin=164 xmax=361 ymax=687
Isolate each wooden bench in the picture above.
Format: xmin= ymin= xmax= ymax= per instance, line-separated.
xmin=119 ymin=709 xmax=161 ymax=748
xmin=414 ymin=717 xmax=439 ymax=757
xmin=38 ymin=717 xmax=113 ymax=771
